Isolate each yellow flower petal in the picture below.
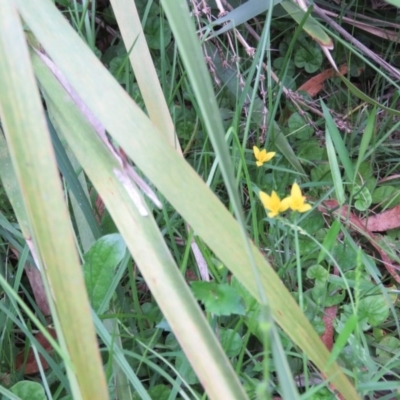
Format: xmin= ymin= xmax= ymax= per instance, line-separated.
xmin=287 ymin=183 xmax=311 ymax=213
xmin=291 ymin=182 xmax=302 ymax=199
xmin=259 ymin=191 xmax=272 ymax=209
xmin=280 ymin=196 xmax=291 ymax=211
xmin=270 ymin=191 xmax=281 ymax=211
xmin=259 ymin=190 xmax=288 ymax=217
xmin=253 ymin=146 xmax=260 ymax=159
xmin=253 ymin=146 xmax=275 ymax=167
xmin=264 ymin=151 xmax=276 ymax=162
xmin=298 ymin=203 xmax=312 ymax=212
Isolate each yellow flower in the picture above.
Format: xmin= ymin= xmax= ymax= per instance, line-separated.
xmin=286 ymin=183 xmax=312 ymax=213
xmin=253 ymin=146 xmax=275 ymax=167
xmin=259 ymin=190 xmax=290 ymax=218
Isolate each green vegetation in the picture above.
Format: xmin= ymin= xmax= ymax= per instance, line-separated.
xmin=0 ymin=0 xmax=400 ymax=399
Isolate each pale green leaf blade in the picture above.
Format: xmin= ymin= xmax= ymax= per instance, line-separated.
xmin=322 ymin=101 xmax=355 ymax=184
xmin=0 ymin=3 xmax=108 ymax=399
xmin=355 ymin=108 xmax=376 ymax=174
xmin=0 ymin=133 xmax=31 ymax=236
xmin=317 ymin=219 xmax=341 ymax=264
xmin=384 ymin=0 xmax=400 ymax=6
xmin=327 ymin=314 xmax=358 ymax=367
xmin=207 ymin=0 xmax=281 ymax=37
xmin=109 ymin=0 xmax=178 ymax=148
xmin=325 ymin=132 xmax=346 ymax=205
xmin=48 ymin=117 xmax=101 ymax=242
xmin=339 ymin=73 xmax=400 ymax=117
xmin=280 ymin=0 xmax=333 ymax=48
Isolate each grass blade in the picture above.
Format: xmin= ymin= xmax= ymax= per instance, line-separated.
xmin=354 ymin=108 xmax=376 ymax=176
xmin=322 ymin=101 xmax=354 ymax=183
xmin=325 ymin=132 xmax=346 ymax=205
xmin=109 ymin=0 xmax=178 ymax=148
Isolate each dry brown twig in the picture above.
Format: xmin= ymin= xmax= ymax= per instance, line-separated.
xmin=311 ymin=3 xmax=400 ymax=81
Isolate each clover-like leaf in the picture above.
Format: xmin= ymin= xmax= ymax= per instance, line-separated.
xmin=358 ymin=295 xmax=389 ymax=328
xmin=145 ymin=15 xmax=172 ymax=50
xmin=220 ymin=328 xmax=243 ymax=357
xmin=10 ymin=381 xmax=46 ymax=400
xmin=294 ymin=45 xmax=323 ymax=73
xmin=330 ymin=241 xmax=357 ymax=272
xmin=191 ymin=282 xmax=245 ymax=316
xmin=372 ymin=186 xmax=400 ymax=208
xmin=324 ymin=284 xmax=345 ymax=307
xmin=307 ymin=264 xmax=329 ymax=285
xmin=376 ymin=336 xmax=400 ymax=362
xmin=288 ymin=112 xmax=314 ymax=140
xmin=273 ymin=57 xmax=296 ymax=77
xmin=352 ymin=184 xmax=372 ymax=211
xmin=297 ymin=139 xmax=327 ymax=161
xmin=311 ymin=283 xmax=345 ymax=307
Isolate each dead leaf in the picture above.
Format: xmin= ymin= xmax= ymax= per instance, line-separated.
xmin=319 ymin=200 xmax=400 ymax=284
xmin=10 ymin=248 xmax=50 ymax=316
xmin=16 ymin=327 xmax=57 ymax=375
xmin=24 ymin=264 xmax=50 ymax=316
xmin=321 ymin=304 xmax=337 ymax=352
xmin=298 ymin=64 xmax=349 ymax=97
xmin=363 ymin=205 xmax=400 ymax=232
xmin=320 ymin=265 xmax=339 ymax=352
xmin=321 ymin=8 xmax=400 ymax=43
xmin=0 ymin=373 xmax=10 ymax=386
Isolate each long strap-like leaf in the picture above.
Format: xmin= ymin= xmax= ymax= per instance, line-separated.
xmin=0 ymin=2 xmax=108 ymax=399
